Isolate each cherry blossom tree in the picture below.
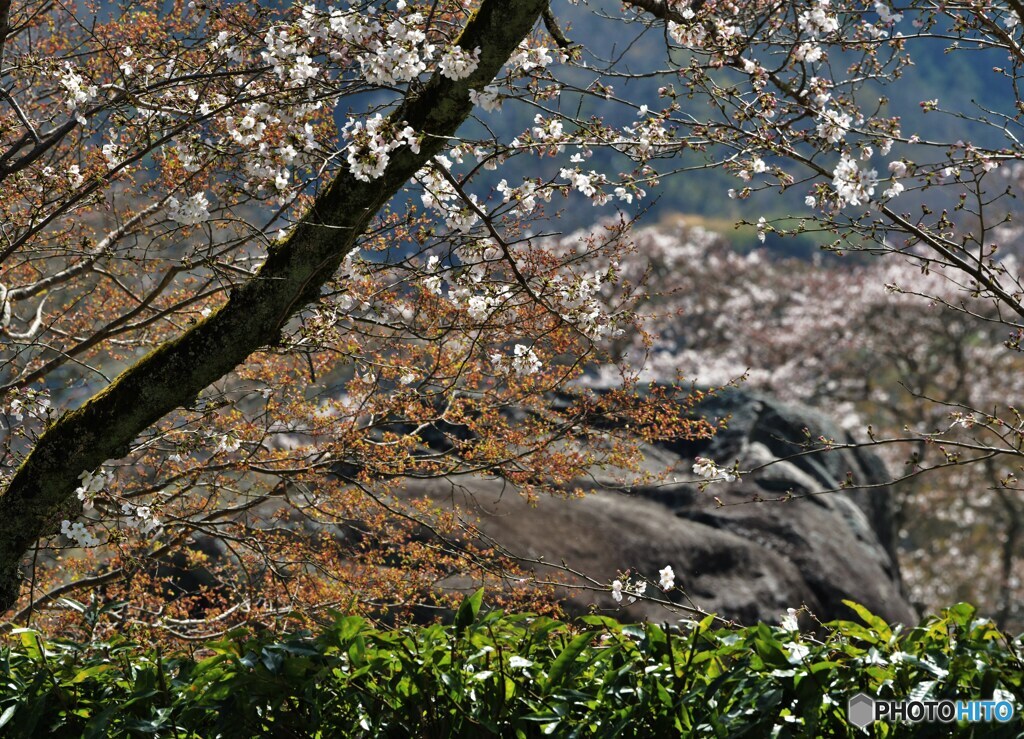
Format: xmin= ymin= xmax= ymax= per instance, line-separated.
xmin=567 ymin=219 xmax=1024 ymax=627
xmin=0 ymin=0 xmax=712 ymax=638
xmin=617 ymin=0 xmax=1024 ymax=628
xmin=6 ymin=0 xmax=1024 ymax=639
xmin=540 ymin=0 xmax=1024 ymax=628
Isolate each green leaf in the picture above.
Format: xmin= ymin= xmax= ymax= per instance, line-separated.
xmin=454 ymin=588 xmax=485 ymax=632
xmin=71 ymin=664 xmax=115 ymax=683
xmin=0 ymin=704 xmax=17 ymax=729
xmin=946 ymin=602 xmax=976 ymax=626
xmin=696 ymin=613 xmax=718 ymax=633
xmin=644 ymin=623 xmax=668 ymax=657
xmin=578 ymin=615 xmax=620 ymax=630
xmin=260 ymin=647 xmax=284 ymax=674
xmin=15 ymin=630 xmax=42 ymax=661
xmin=842 ymin=600 xmax=892 ymax=641
xmin=543 ymin=632 xmax=595 ymax=694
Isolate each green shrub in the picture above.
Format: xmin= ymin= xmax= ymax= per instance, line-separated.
xmin=0 ymin=593 xmax=1021 ymax=737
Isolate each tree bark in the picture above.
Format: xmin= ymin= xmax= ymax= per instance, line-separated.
xmin=0 ymin=0 xmax=11 ymax=64
xmin=0 ymin=0 xmax=550 ymax=614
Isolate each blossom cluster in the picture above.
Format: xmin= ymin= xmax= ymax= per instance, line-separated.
xmin=438 ymin=45 xmax=481 ymax=80
xmin=57 ymin=64 xmax=98 ymax=125
xmin=508 ymin=43 xmax=556 ymax=72
xmin=611 ymin=565 xmax=675 ymax=604
xmin=469 ymin=86 xmax=503 ymax=112
xmin=75 ymin=469 xmax=111 ymax=511
xmin=414 ymin=155 xmax=491 ymax=232
xmin=621 ymin=107 xmax=677 ymax=161
xmin=545 ymin=268 xmax=626 ymax=341
xmin=496 ymin=178 xmax=547 ymax=215
xmin=692 ymin=457 xmax=739 ymax=483
xmin=343 ymin=114 xmax=421 ymax=182
xmin=798 ymin=0 xmax=840 ymax=38
xmin=61 ymin=519 xmax=100 ymax=548
xmin=831 ymin=155 xmax=877 ymax=208
xmin=492 ymin=344 xmax=543 ymax=376
xmin=4 ymin=389 xmax=51 ymax=424
xmin=361 ymin=12 xmax=434 ymax=85
xmin=262 ymin=26 xmax=321 ymax=87
xmin=167 ymin=192 xmax=212 ymax=226
xmin=610 ymin=577 xmax=646 ymax=604
xmin=121 ymin=502 xmax=161 ymax=535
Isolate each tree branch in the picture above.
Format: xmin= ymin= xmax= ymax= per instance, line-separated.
xmin=624 ymin=0 xmax=706 ymax=25
xmin=542 ymin=7 xmax=573 ymax=49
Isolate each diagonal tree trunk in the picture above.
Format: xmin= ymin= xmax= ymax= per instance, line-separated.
xmin=0 ymin=0 xmax=550 ymax=614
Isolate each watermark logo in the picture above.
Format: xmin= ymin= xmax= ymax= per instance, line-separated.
xmin=848 ymin=693 xmax=875 ymax=728
xmin=847 ymin=692 xmax=1016 ymax=727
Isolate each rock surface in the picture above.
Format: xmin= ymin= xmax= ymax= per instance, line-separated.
xmin=406 ymin=388 xmax=917 ymax=626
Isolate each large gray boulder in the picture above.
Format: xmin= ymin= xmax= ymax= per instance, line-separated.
xmin=404 ymin=387 xmax=916 ymax=626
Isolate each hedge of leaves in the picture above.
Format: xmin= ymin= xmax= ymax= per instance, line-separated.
xmin=0 ymin=592 xmax=1022 ymax=737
